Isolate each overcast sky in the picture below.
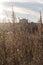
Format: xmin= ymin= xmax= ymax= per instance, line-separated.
xmin=0 ymin=0 xmax=43 ymax=22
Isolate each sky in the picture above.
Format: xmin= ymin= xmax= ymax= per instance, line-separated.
xmin=0 ymin=0 xmax=43 ymax=22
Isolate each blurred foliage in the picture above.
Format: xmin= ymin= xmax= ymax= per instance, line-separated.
xmin=0 ymin=21 xmax=43 ymax=65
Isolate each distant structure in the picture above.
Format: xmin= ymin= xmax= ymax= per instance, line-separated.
xmin=40 ymin=11 xmax=42 ymax=24
xmin=38 ymin=11 xmax=42 ymax=37
xmin=19 ymin=18 xmax=28 ymax=23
